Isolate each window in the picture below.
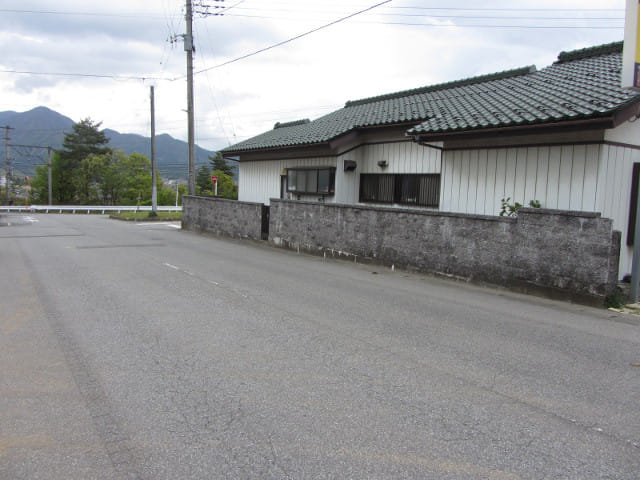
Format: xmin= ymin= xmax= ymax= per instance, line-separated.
xmin=359 ymin=174 xmax=440 ymax=207
xmin=287 ymin=168 xmax=335 ymax=195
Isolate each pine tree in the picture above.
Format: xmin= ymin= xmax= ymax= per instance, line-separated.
xmin=208 ymin=152 xmax=234 ymax=177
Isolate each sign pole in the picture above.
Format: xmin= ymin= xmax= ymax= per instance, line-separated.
xmin=211 ymin=175 xmax=219 ymax=196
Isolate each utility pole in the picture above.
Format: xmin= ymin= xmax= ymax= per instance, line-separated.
xmin=47 ymin=147 xmax=52 ymax=205
xmin=3 ymin=125 xmax=14 ymax=205
xmin=150 ymin=86 xmax=158 ymax=214
xmin=185 ymin=0 xmax=196 ymax=195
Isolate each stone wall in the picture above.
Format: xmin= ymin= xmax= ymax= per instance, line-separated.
xmin=182 ymin=196 xmax=266 ymax=241
xmin=269 ymin=200 xmax=621 ymax=305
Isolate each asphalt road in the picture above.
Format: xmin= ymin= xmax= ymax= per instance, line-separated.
xmin=1 ymin=213 xmax=639 ymax=479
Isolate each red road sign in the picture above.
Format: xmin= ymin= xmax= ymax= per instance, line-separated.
xmin=211 ymin=175 xmax=218 ymax=184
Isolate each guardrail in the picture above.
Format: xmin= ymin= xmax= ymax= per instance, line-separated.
xmin=0 ymin=205 xmax=182 ymax=214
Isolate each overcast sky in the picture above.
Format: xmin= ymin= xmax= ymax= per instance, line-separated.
xmin=0 ymin=0 xmax=626 ymax=152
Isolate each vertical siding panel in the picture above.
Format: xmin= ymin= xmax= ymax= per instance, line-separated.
xmin=442 ymin=152 xmax=456 ymax=212
xmin=570 ymin=145 xmax=586 ymax=210
xmin=407 ymin=142 xmax=415 ymax=173
xmin=388 ymin=142 xmax=396 ymax=166
xmin=484 ymin=150 xmax=504 ymax=215
xmin=524 ymin=147 xmax=538 ymax=203
xmin=617 ymin=149 xmax=633 ymax=234
xmin=422 ymin=147 xmax=435 ymax=172
xmin=382 ymin=144 xmax=389 ymax=170
xmin=392 ymin=142 xmax=400 ymax=170
xmin=596 ymin=145 xmax=611 ymax=214
xmin=446 ymin=152 xmax=456 ymax=211
xmin=452 ymin=151 xmax=464 ymax=212
xmin=412 ymin=142 xmax=418 ymax=172
xmin=467 ymin=151 xmax=479 ymax=213
xmin=558 ymin=145 xmax=573 ymax=209
xmin=513 ymin=148 xmax=527 ymax=204
xmin=405 ymin=142 xmax=414 ymax=173
xmin=440 ymin=153 xmax=449 ymax=211
xmin=602 ymin=145 xmax=615 ymax=215
xmin=447 ymin=152 xmax=458 ymax=212
xmin=583 ymin=144 xmax=599 ymax=212
xmin=476 ymin=150 xmax=488 ymax=214
xmin=363 ymin=145 xmax=371 ymax=172
xmin=535 ymin=147 xmax=549 ymax=207
xmin=611 ymin=146 xmax=623 ymax=218
xmin=546 ymin=146 xmax=561 ymax=209
xmin=460 ymin=151 xmax=471 ymax=212
xmin=502 ymin=148 xmax=516 ymax=205
xmin=420 ymin=143 xmax=427 ymax=173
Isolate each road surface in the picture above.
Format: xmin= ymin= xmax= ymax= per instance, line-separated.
xmin=1 ymin=213 xmax=639 ymax=479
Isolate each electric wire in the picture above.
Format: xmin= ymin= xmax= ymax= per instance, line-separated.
xmin=186 ymin=0 xmax=392 ymax=77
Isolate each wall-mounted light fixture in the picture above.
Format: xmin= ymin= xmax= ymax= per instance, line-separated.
xmin=377 ymin=160 xmax=388 ymax=168
xmin=343 ymin=160 xmax=357 ymax=171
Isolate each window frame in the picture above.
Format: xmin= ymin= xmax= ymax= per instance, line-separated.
xmin=359 ymin=173 xmax=440 ymax=208
xmin=286 ymin=167 xmax=336 ymax=195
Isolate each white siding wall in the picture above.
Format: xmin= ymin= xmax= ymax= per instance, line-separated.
xmin=239 ymin=140 xmax=442 ymax=205
xmin=335 ymin=140 xmax=442 ymax=204
xmin=598 ymin=144 xmax=640 ymax=278
xmin=354 ymin=141 xmax=441 ymax=174
xmin=441 ymin=144 xmax=604 ymax=217
xmin=239 ymin=157 xmax=337 ymax=205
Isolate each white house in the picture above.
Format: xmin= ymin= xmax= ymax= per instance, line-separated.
xmin=222 ymin=42 xmax=640 ymax=279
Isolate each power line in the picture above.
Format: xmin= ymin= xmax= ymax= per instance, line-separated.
xmin=187 ymin=0 xmax=392 ymax=77
xmin=224 ymin=12 xmax=623 ymax=21
xmin=0 ymin=8 xmax=168 ymax=19
xmin=223 ymin=13 xmax=623 ymax=29
xmin=0 ymin=68 xmax=169 ymax=82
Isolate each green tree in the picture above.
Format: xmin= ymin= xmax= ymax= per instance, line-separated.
xmin=117 ymin=152 xmax=152 ymax=205
xmin=211 ymin=170 xmax=238 ymax=200
xmin=196 ymin=164 xmax=213 ymax=195
xmin=158 ymin=183 xmax=187 ymax=206
xmin=76 ymin=153 xmax=111 ymax=204
xmin=208 ymin=152 xmax=235 ymax=177
xmin=31 ymin=164 xmax=49 ymax=204
xmin=33 ymin=118 xmax=111 ymax=204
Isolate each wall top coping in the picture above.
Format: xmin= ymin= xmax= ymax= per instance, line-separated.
xmin=184 ymin=195 xmax=264 ymax=208
xmin=269 ymin=198 xmax=515 ymax=223
xmin=518 ymin=207 xmax=602 ymax=218
xmin=270 ymin=200 xmax=608 ymax=222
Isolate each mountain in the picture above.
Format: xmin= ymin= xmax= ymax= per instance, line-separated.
xmin=0 ymin=106 xmax=233 ymax=180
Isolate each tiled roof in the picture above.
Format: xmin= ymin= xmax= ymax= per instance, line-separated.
xmin=222 ymin=41 xmax=640 ymax=153
xmin=409 ymin=41 xmax=637 ymax=136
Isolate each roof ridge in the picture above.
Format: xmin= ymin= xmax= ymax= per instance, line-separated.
xmin=344 ymin=66 xmax=537 ymax=108
xmin=555 ymin=41 xmax=623 ymax=64
xmin=273 ymin=118 xmax=310 ymax=129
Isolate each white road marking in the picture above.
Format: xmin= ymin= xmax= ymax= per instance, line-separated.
xmin=136 ymin=222 xmax=181 ymax=229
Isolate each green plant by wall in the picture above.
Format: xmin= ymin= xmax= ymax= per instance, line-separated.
xmin=500 ymin=198 xmax=542 ymax=217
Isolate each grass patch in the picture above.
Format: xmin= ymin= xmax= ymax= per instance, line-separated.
xmin=110 ymin=211 xmax=182 ymax=221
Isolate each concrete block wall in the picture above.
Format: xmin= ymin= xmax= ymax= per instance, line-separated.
xmin=269 ymin=200 xmax=621 ymax=305
xmin=182 ymin=196 xmax=265 ymax=241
